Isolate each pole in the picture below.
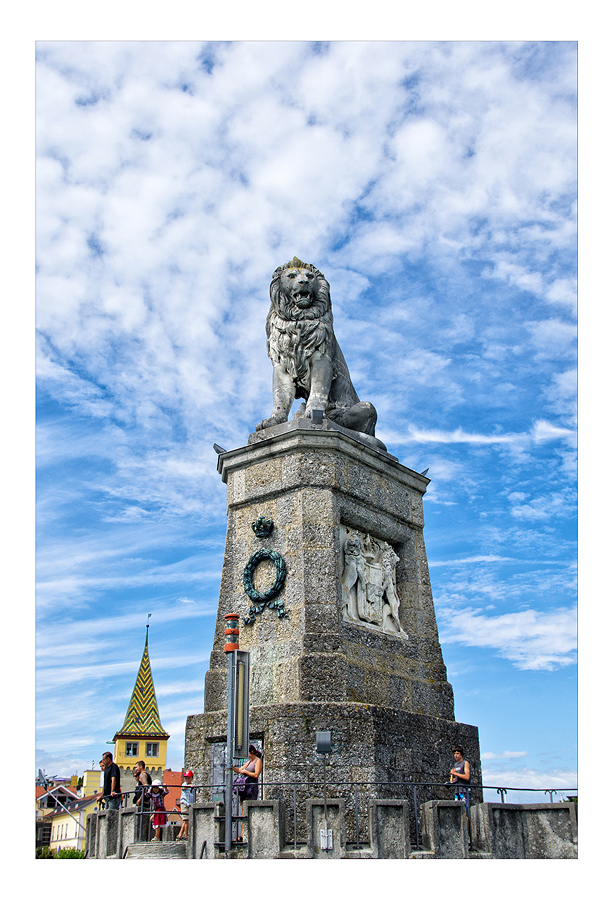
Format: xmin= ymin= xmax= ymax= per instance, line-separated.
xmin=224 ymin=614 xmax=240 ymax=853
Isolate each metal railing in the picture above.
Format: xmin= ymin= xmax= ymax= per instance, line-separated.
xmin=94 ymin=780 xmax=577 ymax=852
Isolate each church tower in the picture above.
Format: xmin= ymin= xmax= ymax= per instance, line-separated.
xmin=113 ymin=623 xmax=170 ymax=781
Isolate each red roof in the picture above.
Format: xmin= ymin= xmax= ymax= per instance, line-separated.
xmin=161 ymin=769 xmax=183 ymax=816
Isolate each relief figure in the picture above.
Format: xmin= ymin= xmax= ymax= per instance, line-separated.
xmin=341 ymin=536 xmax=366 ymax=622
xmin=340 ymin=528 xmax=406 ymax=637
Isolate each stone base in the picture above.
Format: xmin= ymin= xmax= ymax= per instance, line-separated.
xmin=186 ymin=700 xmax=480 ymax=841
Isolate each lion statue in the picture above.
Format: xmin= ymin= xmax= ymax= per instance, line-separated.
xmin=256 ymin=257 xmax=386 ymax=450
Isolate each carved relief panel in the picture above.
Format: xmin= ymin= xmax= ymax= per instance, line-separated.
xmin=340 ymin=525 xmax=407 ymax=637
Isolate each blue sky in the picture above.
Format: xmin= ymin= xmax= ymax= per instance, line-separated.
xmin=34 ymin=40 xmax=577 ymax=800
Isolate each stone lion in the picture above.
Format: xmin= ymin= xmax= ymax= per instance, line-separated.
xmin=256 ymin=257 xmax=385 ymax=449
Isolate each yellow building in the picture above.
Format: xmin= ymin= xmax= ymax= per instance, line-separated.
xmin=47 ymin=794 xmax=99 ymax=853
xmin=113 ymin=625 xmax=170 ymax=784
xmin=81 ymin=768 xmax=103 ymax=796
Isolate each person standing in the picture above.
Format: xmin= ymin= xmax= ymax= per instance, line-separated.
xmin=100 ymin=751 xmax=122 ymax=810
xmin=232 ymin=745 xmax=263 ymax=840
xmin=95 ymin=759 xmax=106 ymax=808
xmin=146 ymin=779 xmax=169 ymax=842
xmin=177 ymin=770 xmax=196 ymax=841
xmin=133 ymin=760 xmax=152 ymax=808
xmin=450 ymin=745 xmax=471 ymax=817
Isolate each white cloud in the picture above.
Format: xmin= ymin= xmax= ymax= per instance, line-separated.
xmin=508 ymin=488 xmax=576 ymax=521
xmin=481 ymin=750 xmax=528 ymax=760
xmin=407 ymin=425 xmax=520 ymax=445
xmin=430 ymin=555 xmax=514 ymax=567
xmin=481 ymin=766 xmax=577 ymax=792
xmin=439 ymin=605 xmax=577 ymax=670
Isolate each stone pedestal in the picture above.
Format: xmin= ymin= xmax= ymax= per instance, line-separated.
xmin=369 ymin=800 xmax=412 ymax=858
xmin=245 ymin=799 xmax=287 ymax=858
xmin=186 ymin=421 xmax=480 ymax=836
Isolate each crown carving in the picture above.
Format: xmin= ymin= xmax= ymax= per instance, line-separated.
xmin=252 ymin=515 xmax=275 ymax=538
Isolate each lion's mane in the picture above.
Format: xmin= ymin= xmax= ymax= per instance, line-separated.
xmin=266 ymin=261 xmax=334 ymax=399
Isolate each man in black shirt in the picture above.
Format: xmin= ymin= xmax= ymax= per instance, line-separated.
xmin=100 ymin=751 xmax=122 ymax=809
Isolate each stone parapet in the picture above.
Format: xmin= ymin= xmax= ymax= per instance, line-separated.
xmin=117 ymin=807 xmax=151 ymax=857
xmin=84 ymin=812 xmax=97 ymax=858
xmin=470 ymin=802 xmax=578 ymax=859
xmin=85 ymin=800 xmax=577 ymax=858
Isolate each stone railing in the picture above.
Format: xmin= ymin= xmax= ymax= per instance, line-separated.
xmin=86 ymin=797 xmax=577 ymax=859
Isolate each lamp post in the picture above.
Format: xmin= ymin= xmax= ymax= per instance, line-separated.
xmin=224 ymin=613 xmax=240 ymax=853
xmin=316 ymin=731 xmax=333 ymax=851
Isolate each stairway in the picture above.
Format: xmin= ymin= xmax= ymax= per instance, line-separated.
xmin=124 ymin=840 xmax=187 ymax=859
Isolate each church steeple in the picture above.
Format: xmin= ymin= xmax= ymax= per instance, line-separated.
xmin=113 ymin=620 xmax=169 ymax=778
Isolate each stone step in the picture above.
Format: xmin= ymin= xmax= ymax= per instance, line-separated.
xmin=124 ymin=841 xmax=188 ymax=859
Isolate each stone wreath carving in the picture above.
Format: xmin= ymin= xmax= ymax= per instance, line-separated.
xmin=243 ymin=549 xmax=289 ymax=626
xmin=341 ymin=527 xmax=407 ymax=637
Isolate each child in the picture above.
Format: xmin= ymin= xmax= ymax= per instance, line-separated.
xmin=146 ymin=779 xmax=169 ymax=842
xmin=177 ymin=770 xmax=196 ymax=841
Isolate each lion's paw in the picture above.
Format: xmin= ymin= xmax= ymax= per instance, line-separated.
xmin=256 ymin=414 xmax=288 ymax=431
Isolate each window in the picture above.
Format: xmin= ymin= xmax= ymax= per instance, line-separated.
xmin=125 ymin=742 xmax=139 ymax=756
xmin=146 ymin=743 xmax=159 ymax=757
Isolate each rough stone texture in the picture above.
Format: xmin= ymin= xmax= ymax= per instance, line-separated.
xmin=95 ymin=809 xmax=119 ymax=859
xmin=84 ymin=812 xmax=97 ymax=858
xmin=421 ymin=800 xmax=469 ymax=859
xmin=117 ymin=807 xmax=151 ymax=856
xmin=186 ymin=424 xmax=481 ymax=842
xmin=306 ymin=799 xmax=346 ymax=858
xmin=189 ymin=802 xmax=219 ymax=859
xmin=471 ymin=802 xmax=578 ymax=859
xmin=124 ymin=842 xmax=187 ymax=859
xmin=245 ymin=799 xmax=287 ymax=858
xmin=369 ymin=800 xmax=412 ymax=859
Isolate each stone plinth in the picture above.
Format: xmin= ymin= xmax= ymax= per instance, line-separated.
xmin=369 ymin=800 xmax=412 ymax=858
xmin=186 ymin=422 xmax=480 ymax=835
xmin=306 ymin=799 xmax=346 ymax=858
xmin=189 ymin=802 xmax=219 ymax=859
xmin=245 ymin=799 xmax=287 ymax=858
xmin=421 ymin=800 xmax=469 ymax=858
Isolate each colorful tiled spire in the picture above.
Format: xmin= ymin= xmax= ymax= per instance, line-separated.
xmin=115 ymin=624 xmax=169 ymax=738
